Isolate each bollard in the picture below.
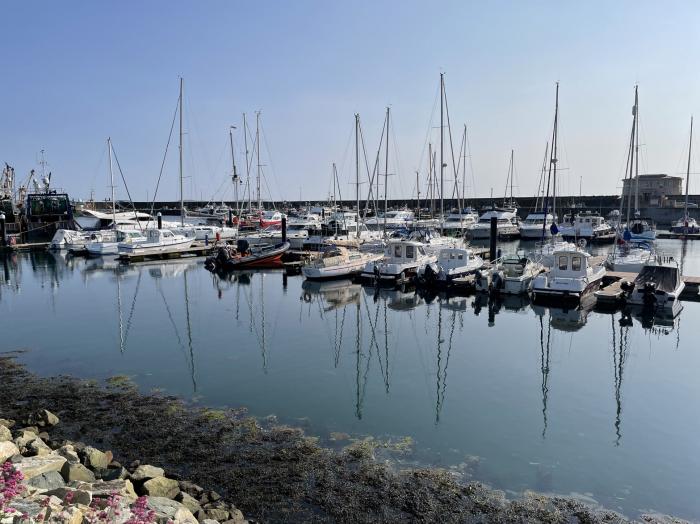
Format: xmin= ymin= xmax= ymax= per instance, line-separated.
xmin=204 ymin=234 xmax=209 ymax=246
xmin=157 ymin=212 xmax=162 ymax=230
xmin=228 ymin=209 xmax=233 ymax=227
xmin=281 ymin=216 xmax=287 ymax=243
xmin=489 ymin=216 xmax=497 ymax=260
xmin=0 ymin=212 xmax=6 ymax=247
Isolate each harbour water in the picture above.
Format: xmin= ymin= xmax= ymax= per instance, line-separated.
xmin=1 ymin=239 xmax=699 ymax=520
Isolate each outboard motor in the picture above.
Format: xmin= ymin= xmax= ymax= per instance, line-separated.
xmin=642 ymin=281 xmax=657 ymax=307
xmin=620 ymin=280 xmax=634 ymax=293
xmin=237 ymin=238 xmax=250 ymax=254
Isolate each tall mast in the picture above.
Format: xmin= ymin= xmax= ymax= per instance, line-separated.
xmin=416 ymin=171 xmax=420 ymax=220
xmin=179 ymin=77 xmax=184 ymax=227
xmin=551 ymin=82 xmax=559 ymax=219
xmin=230 ymin=126 xmax=239 ymax=215
xmin=256 ymin=111 xmax=261 ymax=212
xmin=107 ymin=137 xmax=116 ymax=229
xmin=440 ymin=73 xmax=445 ymax=234
xmin=685 ymin=116 xmax=693 ymax=218
xmin=509 ymin=149 xmax=514 ymax=205
xmin=383 ymin=107 xmax=390 ymax=236
xmin=428 ymin=142 xmax=433 ymax=216
xmin=355 ymin=114 xmax=361 ymax=239
xmin=625 ymin=86 xmax=638 ymax=225
xmin=461 ymin=124 xmax=467 ymax=211
xmin=332 ymin=163 xmax=337 ymax=211
xmin=243 ymin=113 xmax=252 ymax=213
xmin=633 ymin=86 xmax=640 ymax=214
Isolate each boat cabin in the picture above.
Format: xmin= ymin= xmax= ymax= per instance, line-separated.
xmin=552 ymin=249 xmax=590 ymax=276
xmin=385 ymin=240 xmax=428 ymax=261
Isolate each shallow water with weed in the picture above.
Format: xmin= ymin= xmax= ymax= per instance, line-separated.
xmin=1 ymin=239 xmax=699 ymax=520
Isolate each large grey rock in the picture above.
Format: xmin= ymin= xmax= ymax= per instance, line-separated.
xmin=142 ymin=476 xmax=180 ymax=499
xmin=26 ymin=409 xmax=60 ymax=428
xmin=0 ymin=440 xmax=20 ymax=462
xmin=44 ymin=487 xmax=92 ymax=506
xmin=27 ymin=470 xmax=66 ymax=490
xmin=61 ymin=462 xmax=96 ymax=482
xmin=175 ymin=491 xmax=202 ymax=515
xmin=82 ymin=446 xmax=112 ymax=470
xmin=15 ymin=452 xmax=67 ymax=479
xmin=0 ymin=425 xmax=11 ymax=442
xmin=13 ymin=429 xmax=37 ymax=450
xmin=73 ymin=478 xmax=137 ymax=502
xmin=6 ymin=500 xmax=45 ymax=521
xmin=99 ymin=466 xmax=128 ymax=481
xmin=130 ymin=464 xmax=165 ymax=481
xmin=56 ymin=445 xmax=80 ymax=464
xmin=27 ymin=436 xmax=53 ymax=456
xmin=146 ymin=497 xmax=198 ymax=524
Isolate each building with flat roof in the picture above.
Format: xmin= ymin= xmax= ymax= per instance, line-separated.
xmin=621 ymin=174 xmax=683 ymax=207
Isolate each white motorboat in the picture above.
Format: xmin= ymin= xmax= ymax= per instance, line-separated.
xmin=670 ymin=216 xmax=700 ymax=235
xmin=416 ymin=247 xmax=484 ymax=285
xmin=191 ymin=224 xmax=238 ymax=241
xmin=531 ymin=246 xmax=606 ymax=303
xmin=303 ymin=222 xmax=380 ymax=251
xmin=365 ymin=210 xmax=415 ymax=229
xmin=605 ymin=243 xmax=653 ymax=272
xmin=440 ymin=209 xmax=478 ymax=235
xmin=519 ymin=212 xmax=555 ymax=239
xmin=624 ymin=254 xmax=685 ymax=308
xmin=49 ymin=229 xmax=92 ymax=251
xmin=406 ymin=228 xmax=467 ymax=254
xmin=467 ymin=209 xmax=520 ymax=239
xmin=559 ymin=211 xmax=615 ymax=240
xmin=86 ymin=229 xmax=147 ymax=256
xmin=302 ymin=246 xmax=382 ymax=280
xmin=119 ymin=228 xmax=193 ymax=255
xmin=361 ymin=239 xmax=437 ymax=283
xmin=491 ymin=253 xmax=545 ymax=295
xmin=533 ymin=238 xmax=577 ymax=268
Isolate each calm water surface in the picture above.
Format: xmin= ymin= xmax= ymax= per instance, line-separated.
xmin=1 ymin=239 xmax=699 ymax=520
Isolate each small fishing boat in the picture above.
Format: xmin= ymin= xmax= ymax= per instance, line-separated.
xmin=119 ymin=228 xmax=193 ymax=255
xmin=206 ymin=239 xmax=290 ymax=270
xmin=259 ymin=210 xmax=285 ymax=228
xmin=361 ymin=238 xmax=437 ymax=283
xmin=86 ymin=229 xmax=147 ymax=256
xmin=531 ymin=246 xmax=606 ymax=304
xmin=416 ymin=247 xmax=484 ymax=286
xmin=558 ymin=211 xmax=615 ymax=240
xmin=467 ymin=208 xmax=520 ymax=239
xmin=623 ymin=254 xmax=685 ymax=309
xmin=519 ymin=213 xmax=555 ymax=239
xmin=440 ymin=209 xmax=478 ymax=235
xmin=302 ymin=246 xmax=382 ymax=280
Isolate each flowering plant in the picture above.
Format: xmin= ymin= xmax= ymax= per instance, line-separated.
xmin=0 ymin=461 xmax=25 ymax=517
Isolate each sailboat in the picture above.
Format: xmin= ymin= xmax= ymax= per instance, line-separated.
xmin=670 ymin=116 xmax=700 ymax=234
xmin=607 ymin=86 xmax=654 ymax=272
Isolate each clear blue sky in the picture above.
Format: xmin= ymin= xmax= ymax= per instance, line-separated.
xmin=3 ymin=1 xmax=700 ymax=203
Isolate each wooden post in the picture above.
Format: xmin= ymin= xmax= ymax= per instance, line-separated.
xmin=489 ymin=216 xmax=497 ymax=260
xmin=0 ymin=212 xmax=6 ymax=247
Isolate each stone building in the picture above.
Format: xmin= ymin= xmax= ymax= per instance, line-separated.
xmin=621 ymin=174 xmax=683 ymax=207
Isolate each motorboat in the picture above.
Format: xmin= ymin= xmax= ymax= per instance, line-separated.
xmin=559 ymin=211 xmax=615 ymax=240
xmin=519 ymin=212 xmax=555 ymax=239
xmin=259 ymin=210 xmax=285 ymax=228
xmin=406 ymin=228 xmax=467 ymax=253
xmin=191 ymin=224 xmax=238 ymax=241
xmin=467 ymin=208 xmax=520 ymax=239
xmin=49 ymin=229 xmax=92 ymax=251
xmin=605 ymin=243 xmax=653 ymax=272
xmin=531 ymin=246 xmax=606 ymax=304
xmin=623 ymin=254 xmax=685 ymax=309
xmin=490 ymin=253 xmax=545 ymax=295
xmin=302 ymin=222 xmax=380 ymax=251
xmin=440 ymin=209 xmax=478 ymax=235
xmin=361 ymin=238 xmax=437 ymax=283
xmin=365 ymin=209 xmax=415 ymax=229
xmin=670 ymin=215 xmax=700 ymax=235
xmin=302 ymin=246 xmax=383 ymax=280
xmin=205 ymin=239 xmax=290 ymax=271
xmin=86 ymin=229 xmax=147 ymax=256
xmin=533 ymin=238 xmax=577 ymax=268
xmin=119 ymin=228 xmax=193 ymax=255
xmin=416 ymin=247 xmax=484 ymax=285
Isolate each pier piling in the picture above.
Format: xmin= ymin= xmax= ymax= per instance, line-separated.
xmin=282 ymin=217 xmax=287 ymax=243
xmin=489 ymin=216 xmax=497 ymax=260
xmin=157 ymin=212 xmax=162 ymax=230
xmin=0 ymin=212 xmax=5 ymax=247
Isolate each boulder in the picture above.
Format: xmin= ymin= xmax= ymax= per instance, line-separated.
xmin=0 ymin=440 xmax=20 ymax=462
xmin=82 ymin=446 xmax=112 ymax=470
xmin=59 ymin=505 xmax=84 ymax=524
xmin=14 ymin=453 xmax=67 ymax=479
xmin=99 ymin=466 xmax=128 ymax=481
xmin=0 ymin=424 xmax=11 ymax=442
xmin=44 ymin=487 xmax=92 ymax=506
xmin=200 ymin=521 xmax=220 ymax=524
xmin=130 ymin=464 xmax=165 ymax=481
xmin=6 ymin=500 xmax=46 ymax=521
xmin=0 ymin=418 xmax=15 ymax=428
xmin=142 ymin=476 xmax=180 ymax=499
xmin=13 ymin=429 xmax=37 ymax=450
xmin=27 ymin=471 xmax=66 ymax=491
xmin=178 ymin=480 xmax=204 ymax=497
xmin=146 ymin=497 xmax=198 ymax=524
xmin=61 ymin=462 xmax=96 ymax=483
xmin=56 ymin=445 xmax=80 ymax=464
xmin=175 ymin=491 xmax=202 ymax=515
xmin=224 ymin=508 xmax=245 ymax=523
xmin=73 ymin=479 xmax=137 ymax=502
xmin=27 ymin=436 xmax=53 ymax=456
xmin=26 ymin=409 xmax=60 ymax=428
xmin=202 ymin=507 xmax=230 ymax=522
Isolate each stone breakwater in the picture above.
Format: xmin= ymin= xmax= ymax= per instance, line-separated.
xmin=0 ymin=409 xmax=248 ymax=523
xmin=0 ymin=353 xmax=693 ymax=523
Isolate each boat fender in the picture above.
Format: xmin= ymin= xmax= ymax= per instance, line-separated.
xmin=303 ymin=292 xmax=312 ymax=302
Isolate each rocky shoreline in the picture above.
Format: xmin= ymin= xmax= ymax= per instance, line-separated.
xmin=0 ymin=352 xmax=690 ymax=523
